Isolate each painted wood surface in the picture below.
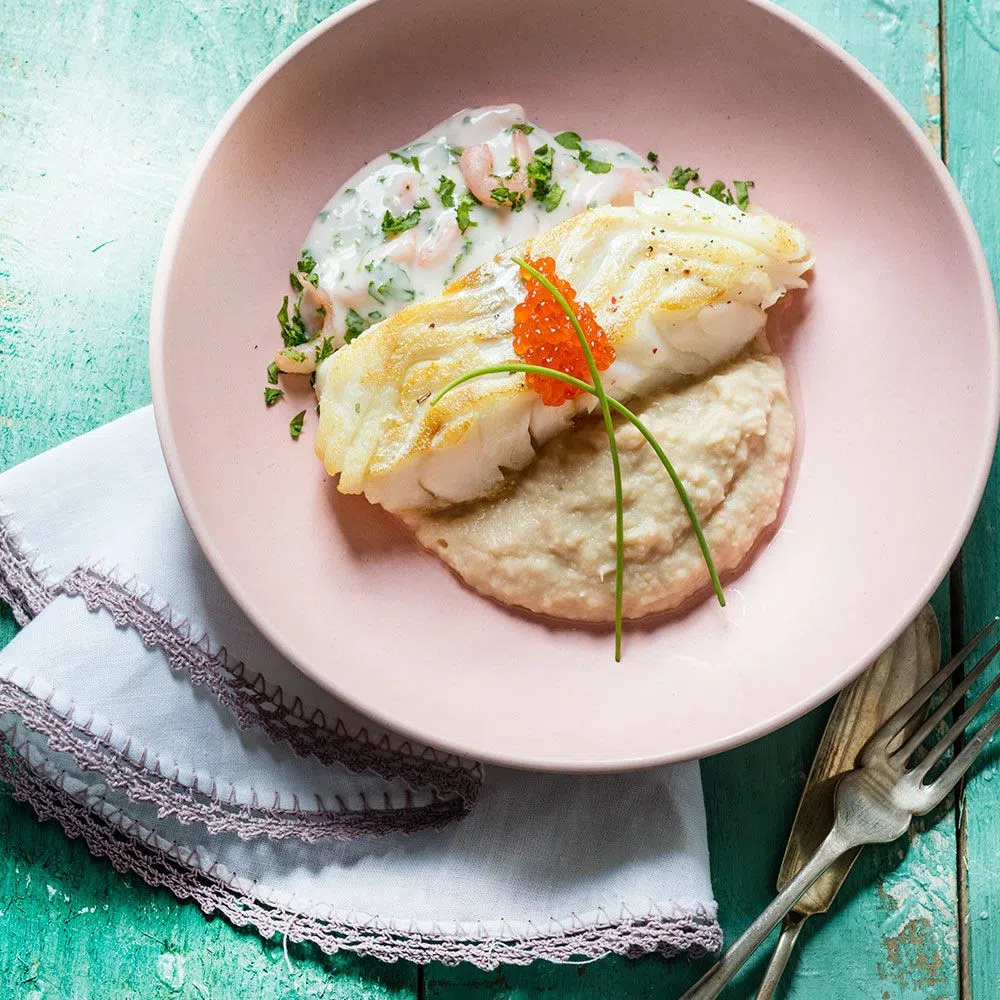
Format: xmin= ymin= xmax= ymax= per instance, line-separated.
xmin=0 ymin=0 xmax=988 ymax=997
xmin=945 ymin=2 xmax=1000 ymax=998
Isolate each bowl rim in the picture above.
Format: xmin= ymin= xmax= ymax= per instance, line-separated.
xmin=150 ymin=0 xmax=1000 ymax=770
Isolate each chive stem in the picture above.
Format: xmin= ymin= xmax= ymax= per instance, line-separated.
xmin=510 ymin=256 xmax=624 ymax=661
xmin=430 ymin=362 xmax=725 ymax=609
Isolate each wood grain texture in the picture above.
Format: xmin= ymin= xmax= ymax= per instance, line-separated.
xmin=0 ymin=0 xmax=969 ymax=998
xmin=945 ymin=1 xmax=1000 ymax=998
xmin=0 ymin=2 xmax=418 ymax=998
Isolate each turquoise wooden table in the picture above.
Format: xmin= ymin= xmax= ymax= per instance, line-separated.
xmin=1 ymin=1 xmax=997 ymax=997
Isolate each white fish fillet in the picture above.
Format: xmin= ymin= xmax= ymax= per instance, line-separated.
xmin=315 ymin=187 xmax=811 ymax=511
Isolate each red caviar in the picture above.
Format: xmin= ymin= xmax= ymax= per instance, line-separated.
xmin=512 ymin=256 xmax=615 ymax=406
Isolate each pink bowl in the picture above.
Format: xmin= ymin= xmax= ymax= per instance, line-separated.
xmin=150 ymin=0 xmax=999 ymax=769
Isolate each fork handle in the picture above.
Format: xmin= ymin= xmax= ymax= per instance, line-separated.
xmin=754 ymin=911 xmax=807 ymax=1000
xmin=679 ymin=829 xmax=849 ymax=1000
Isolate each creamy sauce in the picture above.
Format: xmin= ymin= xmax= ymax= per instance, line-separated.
xmin=281 ymin=104 xmax=657 ymax=370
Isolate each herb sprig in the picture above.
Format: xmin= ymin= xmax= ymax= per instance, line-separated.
xmin=668 ymin=166 xmax=754 ymax=209
xmin=429 ymin=258 xmax=725 ymax=661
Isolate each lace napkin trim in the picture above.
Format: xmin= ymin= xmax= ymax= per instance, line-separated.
xmin=0 ymin=511 xmax=482 ymax=810
xmin=0 ymin=685 xmax=465 ymax=840
xmin=0 ymin=737 xmax=723 ymax=968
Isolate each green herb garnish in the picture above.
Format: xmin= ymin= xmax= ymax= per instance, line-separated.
xmin=264 ymin=386 xmax=284 ymax=407
xmin=389 ymin=151 xmax=421 ymax=172
xmin=525 ymin=145 xmax=563 ymax=211
xmin=314 ymin=336 xmax=335 ymax=363
xmin=541 ymin=182 xmax=564 ymax=212
xmin=344 ymin=308 xmax=370 ymax=343
xmin=289 ymin=271 xmax=303 ymax=293
xmin=646 ymin=151 xmax=659 ymax=168
xmin=381 ymin=209 xmax=422 ymax=236
xmin=446 ymin=144 xmax=464 ymax=161
xmin=456 ymin=194 xmax=478 ymax=234
xmin=554 ymin=131 xmax=583 ymax=151
xmin=451 ymin=237 xmax=474 ymax=274
xmin=277 ymin=296 xmax=310 ymax=347
xmin=435 ymin=175 xmax=456 ymax=207
xmin=512 ymin=122 xmax=535 ymax=134
xmin=430 ymin=258 xmax=725 ymax=661
xmin=266 ymin=362 xmax=280 ymax=385
xmin=668 ymin=165 xmax=699 ymax=189
xmin=733 ymin=179 xmax=754 ymax=210
xmin=280 ymin=348 xmax=307 ymax=364
xmin=413 ymin=196 xmax=430 ymax=210
xmin=289 ymin=410 xmax=306 ymax=440
xmin=578 ymin=150 xmax=613 ymax=174
xmin=490 ymin=181 xmax=526 ymax=211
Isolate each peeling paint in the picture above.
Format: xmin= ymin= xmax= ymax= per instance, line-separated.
xmin=868 ymin=0 xmax=910 ymax=41
xmin=155 ymin=952 xmax=186 ymax=990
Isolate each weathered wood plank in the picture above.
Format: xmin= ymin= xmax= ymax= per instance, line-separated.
xmin=0 ymin=2 xmax=417 ymax=997
xmin=944 ymin=1 xmax=1000 ymax=998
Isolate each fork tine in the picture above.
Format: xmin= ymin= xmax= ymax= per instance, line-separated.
xmin=860 ymin=618 xmax=998 ymax=762
xmin=920 ymin=701 xmax=1000 ymax=812
xmin=894 ymin=638 xmax=1000 ymax=764
xmin=911 ymin=646 xmax=1000 ymax=781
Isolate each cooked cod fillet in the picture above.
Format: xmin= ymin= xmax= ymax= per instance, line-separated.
xmin=315 ymin=187 xmax=811 ymax=511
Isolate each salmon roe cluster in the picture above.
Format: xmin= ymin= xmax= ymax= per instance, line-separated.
xmin=512 ymin=256 xmax=615 ymax=406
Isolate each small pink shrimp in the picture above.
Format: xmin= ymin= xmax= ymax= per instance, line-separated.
xmin=386 ymin=230 xmax=418 ymax=265
xmin=459 ymin=132 xmax=533 ymax=208
xmin=607 ymin=166 xmax=660 ymax=206
xmin=332 ymin=283 xmax=372 ymax=310
xmin=295 ymin=275 xmax=333 ymax=337
xmin=416 ymin=213 xmax=462 ymax=268
xmin=385 ymin=170 xmax=424 ymax=213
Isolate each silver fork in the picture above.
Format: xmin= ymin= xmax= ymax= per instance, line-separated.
xmin=681 ymin=617 xmax=1000 ymax=1000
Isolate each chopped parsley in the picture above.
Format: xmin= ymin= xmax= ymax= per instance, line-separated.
xmin=456 ymin=193 xmax=478 ymax=234
xmin=368 ymin=274 xmax=415 ymax=303
xmin=733 ymin=179 xmax=754 ymax=210
xmin=264 ymin=386 xmax=284 ymax=407
xmin=511 ymin=122 xmax=535 ymax=134
xmin=553 ymin=130 xmax=583 ymax=151
xmin=413 ymin=196 xmax=430 ymax=210
xmin=388 ymin=150 xmax=421 ymax=172
xmin=381 ymin=208 xmax=422 ymax=236
xmin=435 ymin=174 xmax=456 ymax=207
xmin=490 ymin=181 xmax=526 ymax=211
xmin=525 ymin=145 xmax=563 ymax=212
xmin=668 ymin=165 xmax=700 ymax=189
xmin=314 ymin=336 xmax=335 ymax=363
xmin=266 ymin=361 xmax=280 ymax=385
xmin=289 ymin=271 xmax=303 ymax=293
xmin=281 ymin=348 xmax=307 ymax=363
xmin=289 ymin=410 xmax=306 ymax=440
xmin=540 ymin=182 xmax=565 ymax=212
xmin=277 ymin=295 xmax=310 ymax=347
xmin=296 ymin=251 xmax=319 ymax=286
xmin=578 ymin=150 xmax=612 ymax=174
xmin=647 ymin=151 xmax=659 ymax=167
xmin=692 ymin=179 xmax=752 ymax=208
xmin=344 ymin=307 xmax=370 ymax=343
xmin=446 ymin=144 xmax=464 ymax=161
xmin=451 ymin=237 xmax=474 ymax=274
xmin=368 ymin=310 xmax=383 ymax=321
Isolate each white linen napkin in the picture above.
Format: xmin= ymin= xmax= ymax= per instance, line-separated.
xmin=0 ymin=407 xmax=720 ymax=968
